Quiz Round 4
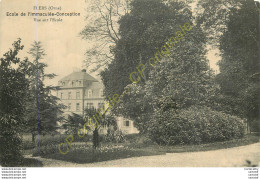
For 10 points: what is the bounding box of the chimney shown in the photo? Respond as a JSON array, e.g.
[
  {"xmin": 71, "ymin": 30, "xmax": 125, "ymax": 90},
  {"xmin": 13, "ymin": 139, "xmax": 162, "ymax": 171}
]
[{"xmin": 81, "ymin": 69, "xmax": 86, "ymax": 72}]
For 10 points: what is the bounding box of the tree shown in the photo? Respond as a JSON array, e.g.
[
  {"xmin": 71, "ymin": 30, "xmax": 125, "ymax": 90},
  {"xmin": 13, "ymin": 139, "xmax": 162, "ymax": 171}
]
[
  {"xmin": 195, "ymin": 0, "xmax": 244, "ymax": 47},
  {"xmin": 0, "ymin": 39, "xmax": 27, "ymax": 166},
  {"xmin": 83, "ymin": 108, "xmax": 116, "ymax": 149},
  {"xmin": 101, "ymin": 0, "xmax": 215, "ymax": 133},
  {"xmin": 80, "ymin": 0, "xmax": 130, "ymax": 72},
  {"xmin": 216, "ymin": 0, "xmax": 260, "ymax": 132},
  {"xmin": 22, "ymin": 41, "xmax": 65, "ymax": 143},
  {"xmin": 62, "ymin": 113, "xmax": 86, "ymax": 135}
]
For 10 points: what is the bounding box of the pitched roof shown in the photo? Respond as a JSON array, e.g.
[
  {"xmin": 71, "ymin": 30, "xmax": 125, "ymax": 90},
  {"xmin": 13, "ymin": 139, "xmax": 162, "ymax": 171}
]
[
  {"xmin": 59, "ymin": 71, "xmax": 98, "ymax": 82},
  {"xmin": 88, "ymin": 81, "xmax": 104, "ymax": 89}
]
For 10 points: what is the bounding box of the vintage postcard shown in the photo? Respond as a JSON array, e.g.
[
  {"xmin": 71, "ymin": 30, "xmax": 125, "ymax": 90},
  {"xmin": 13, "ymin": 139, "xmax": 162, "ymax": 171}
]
[{"xmin": 0, "ymin": 0, "xmax": 259, "ymax": 175}]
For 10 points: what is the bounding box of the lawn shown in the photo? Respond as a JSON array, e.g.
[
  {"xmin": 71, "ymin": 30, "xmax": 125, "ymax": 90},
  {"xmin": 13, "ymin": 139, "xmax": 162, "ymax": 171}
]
[{"xmin": 31, "ymin": 133, "xmax": 259, "ymax": 165}]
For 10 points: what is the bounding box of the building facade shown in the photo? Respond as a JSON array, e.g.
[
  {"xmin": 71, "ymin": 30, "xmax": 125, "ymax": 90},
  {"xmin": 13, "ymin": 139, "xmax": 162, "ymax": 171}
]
[{"xmin": 56, "ymin": 69, "xmax": 138, "ymax": 134}]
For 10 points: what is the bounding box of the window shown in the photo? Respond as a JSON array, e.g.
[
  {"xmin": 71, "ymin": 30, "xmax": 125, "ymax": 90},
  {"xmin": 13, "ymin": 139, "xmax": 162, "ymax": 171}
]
[
  {"xmin": 67, "ymin": 103, "xmax": 71, "ymax": 111},
  {"xmin": 76, "ymin": 91, "xmax": 80, "ymax": 99},
  {"xmin": 86, "ymin": 103, "xmax": 94, "ymax": 109},
  {"xmin": 72, "ymin": 81, "xmax": 74, "ymax": 87},
  {"xmin": 88, "ymin": 89, "xmax": 92, "ymax": 98},
  {"xmin": 99, "ymin": 89, "xmax": 104, "ymax": 97},
  {"xmin": 68, "ymin": 92, "xmax": 71, "ymax": 99},
  {"xmin": 124, "ymin": 120, "xmax": 130, "ymax": 127},
  {"xmin": 60, "ymin": 92, "xmax": 63, "ymax": 99},
  {"xmin": 76, "ymin": 103, "xmax": 80, "ymax": 111},
  {"xmin": 79, "ymin": 81, "xmax": 82, "ymax": 86}
]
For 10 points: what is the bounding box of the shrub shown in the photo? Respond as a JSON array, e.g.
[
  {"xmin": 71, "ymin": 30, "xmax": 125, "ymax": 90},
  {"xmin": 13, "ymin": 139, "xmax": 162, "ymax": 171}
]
[
  {"xmin": 28, "ymin": 134, "xmax": 91, "ymax": 156},
  {"xmin": 250, "ymin": 120, "xmax": 260, "ymax": 132},
  {"xmin": 0, "ymin": 117, "xmax": 23, "ymax": 167},
  {"xmin": 149, "ymin": 106, "xmax": 245, "ymax": 145},
  {"xmin": 124, "ymin": 134, "xmax": 140, "ymax": 143},
  {"xmin": 32, "ymin": 144, "xmax": 59, "ymax": 156},
  {"xmin": 104, "ymin": 129, "xmax": 126, "ymax": 143}
]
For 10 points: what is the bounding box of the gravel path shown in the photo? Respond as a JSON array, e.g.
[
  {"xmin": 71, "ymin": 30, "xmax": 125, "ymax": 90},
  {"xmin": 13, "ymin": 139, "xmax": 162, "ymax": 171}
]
[{"xmin": 32, "ymin": 142, "xmax": 260, "ymax": 167}]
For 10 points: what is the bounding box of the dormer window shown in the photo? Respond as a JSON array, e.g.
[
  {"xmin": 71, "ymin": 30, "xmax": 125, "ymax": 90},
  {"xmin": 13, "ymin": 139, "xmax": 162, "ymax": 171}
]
[
  {"xmin": 88, "ymin": 89, "xmax": 92, "ymax": 98},
  {"xmin": 72, "ymin": 81, "xmax": 74, "ymax": 87}
]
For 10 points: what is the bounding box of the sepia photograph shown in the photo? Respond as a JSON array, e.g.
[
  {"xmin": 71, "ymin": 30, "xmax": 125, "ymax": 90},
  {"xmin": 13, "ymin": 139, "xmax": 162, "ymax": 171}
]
[{"xmin": 0, "ymin": 0, "xmax": 259, "ymax": 176}]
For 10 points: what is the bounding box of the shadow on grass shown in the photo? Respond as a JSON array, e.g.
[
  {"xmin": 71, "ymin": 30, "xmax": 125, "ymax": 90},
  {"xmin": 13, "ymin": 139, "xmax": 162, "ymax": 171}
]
[
  {"xmin": 38, "ymin": 134, "xmax": 259, "ymax": 164},
  {"xmin": 160, "ymin": 134, "xmax": 260, "ymax": 153},
  {"xmin": 0, "ymin": 158, "xmax": 43, "ymax": 167},
  {"xmin": 44, "ymin": 148, "xmax": 164, "ymax": 164},
  {"xmin": 19, "ymin": 158, "xmax": 43, "ymax": 167}
]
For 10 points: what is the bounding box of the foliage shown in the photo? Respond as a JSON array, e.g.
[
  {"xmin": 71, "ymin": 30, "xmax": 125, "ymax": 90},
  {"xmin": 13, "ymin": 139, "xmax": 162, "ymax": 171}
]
[
  {"xmin": 24, "ymin": 134, "xmax": 89, "ymax": 151},
  {"xmin": 21, "ymin": 41, "xmax": 65, "ymax": 142},
  {"xmin": 216, "ymin": 0, "xmax": 260, "ymax": 131},
  {"xmin": 0, "ymin": 39, "xmax": 27, "ymax": 166},
  {"xmin": 196, "ymin": 0, "xmax": 245, "ymax": 46},
  {"xmin": 80, "ymin": 0, "xmax": 130, "ymax": 72},
  {"xmin": 149, "ymin": 106, "xmax": 245, "ymax": 145},
  {"xmin": 83, "ymin": 107, "xmax": 116, "ymax": 149},
  {"xmin": 113, "ymin": 0, "xmax": 217, "ymax": 133},
  {"xmin": 39, "ymin": 134, "xmax": 258, "ymax": 165},
  {"xmin": 62, "ymin": 113, "xmax": 86, "ymax": 135},
  {"xmin": 105, "ymin": 129, "xmax": 126, "ymax": 143},
  {"xmin": 40, "ymin": 144, "xmax": 161, "ymax": 164},
  {"xmin": 30, "ymin": 134, "xmax": 90, "ymax": 156},
  {"xmin": 117, "ymin": 84, "xmax": 154, "ymax": 133},
  {"xmin": 101, "ymin": 0, "xmax": 192, "ymax": 98},
  {"xmin": 249, "ymin": 120, "xmax": 260, "ymax": 133},
  {"xmin": 101, "ymin": 0, "xmax": 213, "ymax": 134}
]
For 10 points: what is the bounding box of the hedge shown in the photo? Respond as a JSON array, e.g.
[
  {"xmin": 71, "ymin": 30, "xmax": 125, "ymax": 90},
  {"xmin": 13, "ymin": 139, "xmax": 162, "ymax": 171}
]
[{"xmin": 149, "ymin": 106, "xmax": 245, "ymax": 145}]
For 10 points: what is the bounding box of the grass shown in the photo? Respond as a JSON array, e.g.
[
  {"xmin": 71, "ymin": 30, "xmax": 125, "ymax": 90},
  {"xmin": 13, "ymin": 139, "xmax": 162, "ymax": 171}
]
[
  {"xmin": 151, "ymin": 134, "xmax": 260, "ymax": 153},
  {"xmin": 19, "ymin": 158, "xmax": 43, "ymax": 167},
  {"xmin": 36, "ymin": 133, "xmax": 259, "ymax": 164},
  {"xmin": 44, "ymin": 148, "xmax": 163, "ymax": 164}
]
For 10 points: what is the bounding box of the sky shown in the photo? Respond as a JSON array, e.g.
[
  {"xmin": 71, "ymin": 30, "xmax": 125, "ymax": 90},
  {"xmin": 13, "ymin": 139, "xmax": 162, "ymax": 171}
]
[{"xmin": 0, "ymin": 0, "xmax": 220, "ymax": 86}]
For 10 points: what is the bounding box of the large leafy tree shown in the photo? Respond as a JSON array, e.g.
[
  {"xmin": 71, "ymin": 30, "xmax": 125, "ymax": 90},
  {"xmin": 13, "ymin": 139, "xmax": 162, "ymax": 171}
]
[
  {"xmin": 102, "ymin": 0, "xmax": 214, "ymax": 133},
  {"xmin": 101, "ymin": 0, "xmax": 192, "ymax": 97},
  {"xmin": 195, "ymin": 0, "xmax": 245, "ymax": 46},
  {"xmin": 119, "ymin": 18, "xmax": 214, "ymax": 133},
  {"xmin": 22, "ymin": 42, "xmax": 65, "ymax": 143},
  {"xmin": 216, "ymin": 0, "xmax": 260, "ymax": 131},
  {"xmin": 0, "ymin": 39, "xmax": 27, "ymax": 166}
]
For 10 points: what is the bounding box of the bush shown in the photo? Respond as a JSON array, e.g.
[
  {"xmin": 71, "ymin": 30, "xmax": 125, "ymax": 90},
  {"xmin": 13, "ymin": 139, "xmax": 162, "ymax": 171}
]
[
  {"xmin": 104, "ymin": 129, "xmax": 126, "ymax": 143},
  {"xmin": 32, "ymin": 144, "xmax": 59, "ymax": 156},
  {"xmin": 32, "ymin": 141, "xmax": 91, "ymax": 157},
  {"xmin": 27, "ymin": 134, "xmax": 91, "ymax": 156},
  {"xmin": 24, "ymin": 134, "xmax": 90, "ymax": 148},
  {"xmin": 250, "ymin": 120, "xmax": 260, "ymax": 132},
  {"xmin": 149, "ymin": 106, "xmax": 245, "ymax": 145},
  {"xmin": 0, "ymin": 118, "xmax": 23, "ymax": 167}
]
